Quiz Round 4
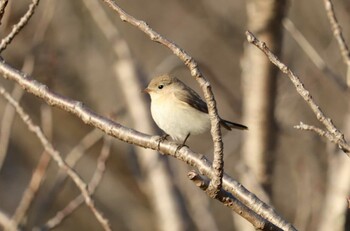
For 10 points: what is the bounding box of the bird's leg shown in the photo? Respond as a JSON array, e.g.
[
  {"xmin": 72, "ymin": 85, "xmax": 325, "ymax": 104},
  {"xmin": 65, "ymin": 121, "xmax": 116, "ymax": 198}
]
[
  {"xmin": 157, "ymin": 134, "xmax": 169, "ymax": 151},
  {"xmin": 182, "ymin": 133, "xmax": 191, "ymax": 146},
  {"xmin": 176, "ymin": 133, "xmax": 190, "ymax": 153}
]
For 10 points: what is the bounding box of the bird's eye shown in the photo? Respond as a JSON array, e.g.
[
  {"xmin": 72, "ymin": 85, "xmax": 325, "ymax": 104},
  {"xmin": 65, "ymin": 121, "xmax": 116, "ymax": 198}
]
[{"xmin": 158, "ymin": 84, "xmax": 164, "ymax": 89}]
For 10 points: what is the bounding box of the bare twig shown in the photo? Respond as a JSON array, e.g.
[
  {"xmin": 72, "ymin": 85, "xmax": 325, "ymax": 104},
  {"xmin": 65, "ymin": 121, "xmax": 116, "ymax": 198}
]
[
  {"xmin": 0, "ymin": 0, "xmax": 40, "ymax": 53},
  {"xmin": 43, "ymin": 136, "xmax": 112, "ymax": 230},
  {"xmin": 0, "ymin": 60, "xmax": 297, "ymax": 231},
  {"xmin": 0, "ymin": 85, "xmax": 111, "ymax": 231},
  {"xmin": 101, "ymin": 0, "xmax": 224, "ymax": 197},
  {"xmin": 38, "ymin": 128, "xmax": 104, "ymax": 217},
  {"xmin": 246, "ymin": 31, "xmax": 350, "ymax": 155},
  {"xmin": 188, "ymin": 171, "xmax": 282, "ymax": 231},
  {"xmin": 0, "ymin": 0, "xmax": 8, "ymax": 24},
  {"xmin": 323, "ymin": 0, "xmax": 350, "ymax": 86},
  {"xmin": 323, "ymin": 0, "xmax": 350, "ymax": 68},
  {"xmin": 283, "ymin": 18, "xmax": 347, "ymax": 90}
]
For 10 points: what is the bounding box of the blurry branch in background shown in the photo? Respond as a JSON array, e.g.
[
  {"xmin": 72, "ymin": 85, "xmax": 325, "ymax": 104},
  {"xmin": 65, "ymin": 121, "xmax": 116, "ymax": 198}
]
[
  {"xmin": 0, "ymin": 0, "xmax": 8, "ymax": 25},
  {"xmin": 11, "ymin": 105, "xmax": 53, "ymax": 226},
  {"xmin": 0, "ymin": 0, "xmax": 55, "ymax": 170},
  {"xmin": 42, "ymin": 136, "xmax": 112, "ymax": 230},
  {"xmin": 0, "ymin": 86, "xmax": 112, "ymax": 231},
  {"xmin": 238, "ymin": 1, "xmax": 286, "ymax": 230},
  {"xmin": 246, "ymin": 31, "xmax": 350, "ymax": 156},
  {"xmin": 0, "ymin": 60, "xmax": 297, "ymax": 231},
  {"xmin": 81, "ymin": 0, "xmax": 189, "ymax": 230},
  {"xmin": 101, "ymin": 0, "xmax": 225, "ymax": 198},
  {"xmin": 283, "ymin": 18, "xmax": 347, "ymax": 91},
  {"xmin": 0, "ymin": 0, "xmax": 40, "ymax": 53},
  {"xmin": 42, "ymin": 128, "xmax": 104, "ymax": 206},
  {"xmin": 241, "ymin": 0, "xmax": 286, "ymax": 195},
  {"xmin": 0, "ymin": 59, "xmax": 33, "ymax": 170},
  {"xmin": 0, "ymin": 210, "xmax": 17, "ymax": 231},
  {"xmin": 323, "ymin": 0, "xmax": 350, "ymax": 85}
]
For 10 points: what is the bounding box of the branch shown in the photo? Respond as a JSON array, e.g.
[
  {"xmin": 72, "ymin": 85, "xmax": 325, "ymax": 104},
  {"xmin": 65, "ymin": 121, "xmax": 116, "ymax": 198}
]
[
  {"xmin": 0, "ymin": 0, "xmax": 40, "ymax": 53},
  {"xmin": 188, "ymin": 171, "xmax": 282, "ymax": 231},
  {"xmin": 42, "ymin": 136, "xmax": 112, "ymax": 230},
  {"xmin": 0, "ymin": 85, "xmax": 111, "ymax": 231},
  {"xmin": 100, "ymin": 0, "xmax": 224, "ymax": 197},
  {"xmin": 0, "ymin": 0, "xmax": 8, "ymax": 25},
  {"xmin": 0, "ymin": 61, "xmax": 296, "ymax": 231},
  {"xmin": 323, "ymin": 0, "xmax": 350, "ymax": 68},
  {"xmin": 245, "ymin": 31, "xmax": 350, "ymax": 156}
]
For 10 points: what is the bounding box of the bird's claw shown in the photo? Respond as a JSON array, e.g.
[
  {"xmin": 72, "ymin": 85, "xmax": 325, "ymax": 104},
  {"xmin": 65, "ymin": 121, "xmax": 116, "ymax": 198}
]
[{"xmin": 156, "ymin": 134, "xmax": 169, "ymax": 151}]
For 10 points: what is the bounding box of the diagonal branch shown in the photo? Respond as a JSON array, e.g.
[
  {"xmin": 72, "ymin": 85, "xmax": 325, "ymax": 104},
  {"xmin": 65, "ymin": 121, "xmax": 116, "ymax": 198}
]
[
  {"xmin": 246, "ymin": 31, "xmax": 350, "ymax": 156},
  {"xmin": 0, "ymin": 60, "xmax": 297, "ymax": 231},
  {"xmin": 0, "ymin": 85, "xmax": 111, "ymax": 231},
  {"xmin": 323, "ymin": 0, "xmax": 350, "ymax": 68},
  {"xmin": 0, "ymin": 0, "xmax": 40, "ymax": 53},
  {"xmin": 100, "ymin": 0, "xmax": 224, "ymax": 197},
  {"xmin": 0, "ymin": 0, "xmax": 8, "ymax": 25},
  {"xmin": 42, "ymin": 136, "xmax": 112, "ymax": 230},
  {"xmin": 188, "ymin": 171, "xmax": 282, "ymax": 231}
]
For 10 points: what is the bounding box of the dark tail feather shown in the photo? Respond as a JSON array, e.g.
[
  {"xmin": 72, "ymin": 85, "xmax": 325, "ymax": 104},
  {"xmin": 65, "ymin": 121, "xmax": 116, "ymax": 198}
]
[{"xmin": 220, "ymin": 119, "xmax": 248, "ymax": 131}]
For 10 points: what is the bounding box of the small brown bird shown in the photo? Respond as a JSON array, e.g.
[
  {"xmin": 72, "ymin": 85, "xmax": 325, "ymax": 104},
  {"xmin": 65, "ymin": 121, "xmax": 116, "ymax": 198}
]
[{"xmin": 144, "ymin": 75, "xmax": 247, "ymax": 144}]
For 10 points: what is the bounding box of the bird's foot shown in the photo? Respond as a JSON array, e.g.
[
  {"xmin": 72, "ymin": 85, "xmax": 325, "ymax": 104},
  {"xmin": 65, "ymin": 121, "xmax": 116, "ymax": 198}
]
[
  {"xmin": 156, "ymin": 134, "xmax": 169, "ymax": 151},
  {"xmin": 175, "ymin": 133, "xmax": 190, "ymax": 153}
]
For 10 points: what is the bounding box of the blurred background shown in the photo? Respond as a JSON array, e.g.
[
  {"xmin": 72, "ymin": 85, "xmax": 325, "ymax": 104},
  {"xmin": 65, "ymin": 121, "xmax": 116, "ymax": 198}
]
[{"xmin": 0, "ymin": 0, "xmax": 349, "ymax": 230}]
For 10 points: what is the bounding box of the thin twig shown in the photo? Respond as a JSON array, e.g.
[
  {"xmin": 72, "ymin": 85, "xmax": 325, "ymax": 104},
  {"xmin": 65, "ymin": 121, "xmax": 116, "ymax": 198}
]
[
  {"xmin": 0, "ymin": 0, "xmax": 8, "ymax": 25},
  {"xmin": 101, "ymin": 0, "xmax": 224, "ymax": 197},
  {"xmin": 0, "ymin": 60, "xmax": 297, "ymax": 231},
  {"xmin": 188, "ymin": 171, "xmax": 282, "ymax": 231},
  {"xmin": 0, "ymin": 86, "xmax": 111, "ymax": 231},
  {"xmin": 38, "ymin": 128, "xmax": 104, "ymax": 218},
  {"xmin": 246, "ymin": 31, "xmax": 350, "ymax": 155},
  {"xmin": 0, "ymin": 0, "xmax": 40, "ymax": 53},
  {"xmin": 323, "ymin": 0, "xmax": 350, "ymax": 68},
  {"xmin": 43, "ymin": 136, "xmax": 112, "ymax": 230},
  {"xmin": 294, "ymin": 122, "xmax": 349, "ymax": 150},
  {"xmin": 323, "ymin": 0, "xmax": 350, "ymax": 87}
]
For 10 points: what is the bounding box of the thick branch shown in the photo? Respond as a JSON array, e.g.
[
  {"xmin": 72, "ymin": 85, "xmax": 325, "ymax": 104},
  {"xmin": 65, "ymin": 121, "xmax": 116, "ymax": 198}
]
[{"xmin": 188, "ymin": 171, "xmax": 282, "ymax": 231}]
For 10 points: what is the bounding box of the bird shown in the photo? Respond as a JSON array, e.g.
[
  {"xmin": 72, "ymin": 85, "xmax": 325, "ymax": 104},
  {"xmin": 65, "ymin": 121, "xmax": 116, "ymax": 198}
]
[{"xmin": 144, "ymin": 74, "xmax": 247, "ymax": 145}]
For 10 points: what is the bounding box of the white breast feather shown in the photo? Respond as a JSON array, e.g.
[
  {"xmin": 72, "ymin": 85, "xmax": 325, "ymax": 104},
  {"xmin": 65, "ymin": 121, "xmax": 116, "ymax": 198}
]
[{"xmin": 150, "ymin": 93, "xmax": 210, "ymax": 141}]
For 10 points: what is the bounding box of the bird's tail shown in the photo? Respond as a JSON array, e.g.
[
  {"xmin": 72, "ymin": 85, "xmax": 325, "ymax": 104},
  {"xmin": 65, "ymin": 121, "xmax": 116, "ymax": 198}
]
[{"xmin": 220, "ymin": 119, "xmax": 248, "ymax": 131}]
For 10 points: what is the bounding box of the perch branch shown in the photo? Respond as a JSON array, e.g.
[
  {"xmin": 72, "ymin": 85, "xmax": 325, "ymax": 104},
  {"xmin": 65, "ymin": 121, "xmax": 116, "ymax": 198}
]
[{"xmin": 188, "ymin": 171, "xmax": 282, "ymax": 231}]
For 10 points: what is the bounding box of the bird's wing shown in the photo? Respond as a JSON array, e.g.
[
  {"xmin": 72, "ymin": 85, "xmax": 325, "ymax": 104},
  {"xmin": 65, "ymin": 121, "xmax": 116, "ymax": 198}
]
[{"xmin": 174, "ymin": 85, "xmax": 208, "ymax": 114}]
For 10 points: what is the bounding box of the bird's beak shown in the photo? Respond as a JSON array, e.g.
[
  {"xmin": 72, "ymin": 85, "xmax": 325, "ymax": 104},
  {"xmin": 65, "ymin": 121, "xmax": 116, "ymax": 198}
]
[{"xmin": 143, "ymin": 88, "xmax": 151, "ymax": 94}]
